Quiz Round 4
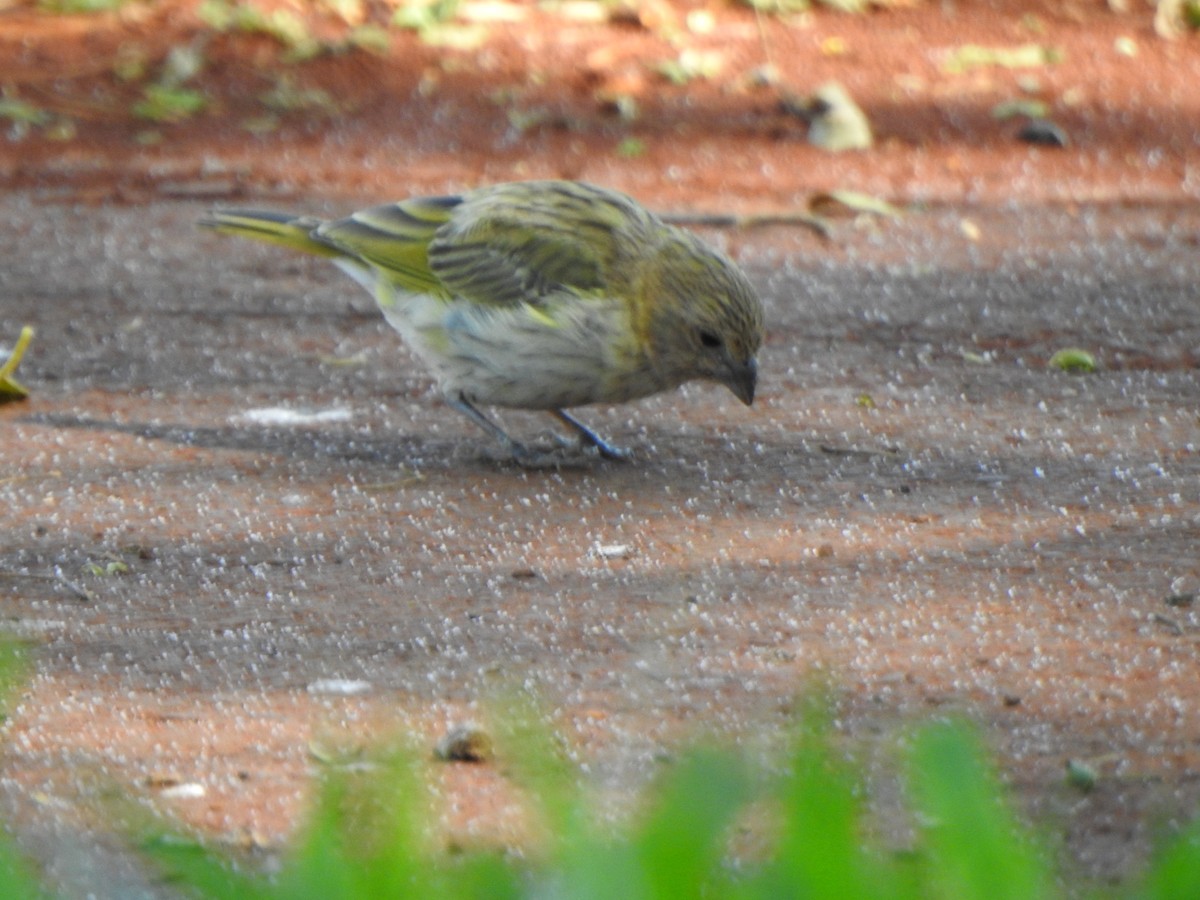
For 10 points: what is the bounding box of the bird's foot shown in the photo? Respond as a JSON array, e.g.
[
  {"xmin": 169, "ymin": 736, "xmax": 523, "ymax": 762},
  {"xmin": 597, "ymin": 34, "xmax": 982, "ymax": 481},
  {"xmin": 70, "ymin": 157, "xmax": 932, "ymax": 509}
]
[
  {"xmin": 549, "ymin": 410, "xmax": 631, "ymax": 461},
  {"xmin": 541, "ymin": 431, "xmax": 628, "ymax": 462}
]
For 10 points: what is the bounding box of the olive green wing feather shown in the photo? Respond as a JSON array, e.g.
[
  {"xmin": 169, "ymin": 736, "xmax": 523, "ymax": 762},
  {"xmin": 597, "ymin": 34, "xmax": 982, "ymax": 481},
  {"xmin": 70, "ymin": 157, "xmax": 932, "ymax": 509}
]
[
  {"xmin": 313, "ymin": 195, "xmax": 463, "ymax": 297},
  {"xmin": 425, "ymin": 182, "xmax": 647, "ymax": 308},
  {"xmin": 203, "ymin": 182, "xmax": 651, "ymax": 309},
  {"xmin": 198, "ymin": 210, "xmax": 344, "ymax": 258}
]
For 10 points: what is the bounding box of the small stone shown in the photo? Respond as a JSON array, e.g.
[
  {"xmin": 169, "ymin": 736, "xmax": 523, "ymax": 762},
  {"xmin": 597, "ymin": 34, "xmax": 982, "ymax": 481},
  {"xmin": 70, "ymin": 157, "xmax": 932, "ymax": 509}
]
[
  {"xmin": 1017, "ymin": 119, "xmax": 1068, "ymax": 147},
  {"xmin": 160, "ymin": 782, "xmax": 207, "ymax": 799},
  {"xmin": 435, "ymin": 724, "xmax": 493, "ymax": 763}
]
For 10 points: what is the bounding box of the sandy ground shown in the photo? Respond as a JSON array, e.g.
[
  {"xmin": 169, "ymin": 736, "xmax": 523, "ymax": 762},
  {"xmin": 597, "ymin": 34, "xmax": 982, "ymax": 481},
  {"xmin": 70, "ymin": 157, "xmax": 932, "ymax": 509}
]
[{"xmin": 2, "ymin": 0, "xmax": 1200, "ymax": 895}]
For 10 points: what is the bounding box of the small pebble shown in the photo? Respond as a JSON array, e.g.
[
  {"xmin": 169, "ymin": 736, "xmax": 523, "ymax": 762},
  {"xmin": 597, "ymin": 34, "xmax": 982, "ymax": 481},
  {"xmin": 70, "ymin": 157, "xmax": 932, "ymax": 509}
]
[
  {"xmin": 160, "ymin": 782, "xmax": 207, "ymax": 799},
  {"xmin": 435, "ymin": 724, "xmax": 493, "ymax": 763},
  {"xmin": 1018, "ymin": 119, "xmax": 1069, "ymax": 147}
]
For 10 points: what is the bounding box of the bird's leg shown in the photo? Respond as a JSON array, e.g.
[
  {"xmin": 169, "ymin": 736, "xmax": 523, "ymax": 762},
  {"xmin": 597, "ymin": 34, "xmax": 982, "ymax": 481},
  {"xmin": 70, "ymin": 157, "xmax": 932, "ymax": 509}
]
[
  {"xmin": 448, "ymin": 394, "xmax": 527, "ymax": 459},
  {"xmin": 448, "ymin": 395, "xmax": 628, "ymax": 464},
  {"xmin": 550, "ymin": 410, "xmax": 629, "ymax": 461}
]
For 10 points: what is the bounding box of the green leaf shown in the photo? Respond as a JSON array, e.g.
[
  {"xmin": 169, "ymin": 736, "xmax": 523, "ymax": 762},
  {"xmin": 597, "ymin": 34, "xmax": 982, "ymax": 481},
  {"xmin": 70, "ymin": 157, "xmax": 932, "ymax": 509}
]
[
  {"xmin": 37, "ymin": 0, "xmax": 132, "ymax": 12},
  {"xmin": 142, "ymin": 832, "xmax": 271, "ymax": 900},
  {"xmin": 1048, "ymin": 347, "xmax": 1096, "ymax": 373},
  {"xmin": 942, "ymin": 44, "xmax": 1063, "ymax": 74},
  {"xmin": 1141, "ymin": 815, "xmax": 1200, "ymax": 900},
  {"xmin": 992, "ymin": 99, "xmax": 1049, "ymax": 120},
  {"xmin": 196, "ymin": 0, "xmax": 235, "ymax": 29},
  {"xmin": 634, "ymin": 749, "xmax": 749, "ymax": 898},
  {"xmin": 0, "ymin": 326, "xmax": 34, "ymax": 403},
  {"xmin": 133, "ymin": 85, "xmax": 207, "ymax": 122},
  {"xmin": 654, "ymin": 49, "xmax": 723, "ymax": 85},
  {"xmin": 0, "ymin": 98, "xmax": 48, "ymax": 126},
  {"xmin": 763, "ymin": 696, "xmax": 896, "ymax": 898},
  {"xmin": 615, "ymin": 136, "xmax": 647, "ymax": 158},
  {"xmin": 908, "ymin": 721, "xmax": 1053, "ymax": 900},
  {"xmin": 393, "ymin": 0, "xmax": 462, "ymax": 30},
  {"xmin": 347, "ymin": 24, "xmax": 392, "ymax": 54},
  {"xmin": 810, "ymin": 190, "xmax": 904, "ymax": 219},
  {"xmin": 1064, "ymin": 759, "xmax": 1097, "ymax": 792},
  {"xmin": 259, "ymin": 77, "xmax": 339, "ymax": 113}
]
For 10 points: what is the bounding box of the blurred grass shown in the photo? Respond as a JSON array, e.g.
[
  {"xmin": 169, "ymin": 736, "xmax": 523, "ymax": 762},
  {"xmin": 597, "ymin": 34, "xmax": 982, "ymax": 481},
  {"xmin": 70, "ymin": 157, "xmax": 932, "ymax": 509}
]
[
  {"xmin": 131, "ymin": 699, "xmax": 1200, "ymax": 899},
  {"xmin": 0, "ymin": 656, "xmax": 1198, "ymax": 898}
]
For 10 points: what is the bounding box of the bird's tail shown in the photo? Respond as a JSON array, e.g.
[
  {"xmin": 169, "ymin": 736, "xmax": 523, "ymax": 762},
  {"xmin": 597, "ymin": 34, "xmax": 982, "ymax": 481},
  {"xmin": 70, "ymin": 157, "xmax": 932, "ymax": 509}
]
[{"xmin": 198, "ymin": 209, "xmax": 344, "ymax": 259}]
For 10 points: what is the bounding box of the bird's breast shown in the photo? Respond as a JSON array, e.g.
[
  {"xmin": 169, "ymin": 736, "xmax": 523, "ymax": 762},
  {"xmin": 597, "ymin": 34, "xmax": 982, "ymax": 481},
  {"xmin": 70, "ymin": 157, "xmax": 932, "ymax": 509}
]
[{"xmin": 375, "ymin": 290, "xmax": 663, "ymax": 410}]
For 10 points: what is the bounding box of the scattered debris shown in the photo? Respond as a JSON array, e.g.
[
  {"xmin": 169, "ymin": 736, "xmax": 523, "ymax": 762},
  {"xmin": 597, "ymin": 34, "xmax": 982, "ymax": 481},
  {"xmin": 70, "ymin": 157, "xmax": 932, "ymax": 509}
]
[
  {"xmin": 234, "ymin": 406, "xmax": 354, "ymax": 426},
  {"xmin": 661, "ymin": 209, "xmax": 832, "ymax": 239},
  {"xmin": 942, "ymin": 43, "xmax": 1063, "ymax": 74},
  {"xmin": 159, "ymin": 782, "xmax": 208, "ymax": 800},
  {"xmin": 0, "ymin": 325, "xmax": 33, "ymax": 403},
  {"xmin": 809, "ymin": 189, "xmax": 902, "ymax": 219},
  {"xmin": 592, "ymin": 543, "xmax": 633, "ymax": 560},
  {"xmin": 0, "ymin": 570, "xmax": 94, "ymax": 602},
  {"xmin": 307, "ymin": 678, "xmax": 373, "ymax": 695},
  {"xmin": 1150, "ymin": 613, "xmax": 1183, "ymax": 636}
]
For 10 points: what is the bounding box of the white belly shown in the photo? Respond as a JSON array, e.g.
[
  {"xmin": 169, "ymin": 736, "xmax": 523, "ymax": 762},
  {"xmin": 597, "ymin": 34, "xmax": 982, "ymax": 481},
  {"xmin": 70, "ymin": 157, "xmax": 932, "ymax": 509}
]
[{"xmin": 362, "ymin": 278, "xmax": 655, "ymax": 410}]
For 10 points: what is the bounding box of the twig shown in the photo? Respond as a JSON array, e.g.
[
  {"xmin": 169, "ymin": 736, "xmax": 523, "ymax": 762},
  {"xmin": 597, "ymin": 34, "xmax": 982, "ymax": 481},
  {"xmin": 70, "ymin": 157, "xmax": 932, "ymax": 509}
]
[
  {"xmin": 662, "ymin": 211, "xmax": 833, "ymax": 238},
  {"xmin": 0, "ymin": 570, "xmax": 95, "ymax": 602}
]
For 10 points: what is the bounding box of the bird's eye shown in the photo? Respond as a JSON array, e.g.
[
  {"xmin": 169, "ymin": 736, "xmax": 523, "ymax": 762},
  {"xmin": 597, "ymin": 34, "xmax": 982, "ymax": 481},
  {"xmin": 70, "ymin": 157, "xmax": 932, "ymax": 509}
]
[{"xmin": 698, "ymin": 330, "xmax": 722, "ymax": 350}]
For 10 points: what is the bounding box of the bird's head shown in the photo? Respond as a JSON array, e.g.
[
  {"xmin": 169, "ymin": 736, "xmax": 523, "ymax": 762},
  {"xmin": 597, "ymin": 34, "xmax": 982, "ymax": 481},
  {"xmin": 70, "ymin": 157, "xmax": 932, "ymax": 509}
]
[{"xmin": 638, "ymin": 229, "xmax": 765, "ymax": 405}]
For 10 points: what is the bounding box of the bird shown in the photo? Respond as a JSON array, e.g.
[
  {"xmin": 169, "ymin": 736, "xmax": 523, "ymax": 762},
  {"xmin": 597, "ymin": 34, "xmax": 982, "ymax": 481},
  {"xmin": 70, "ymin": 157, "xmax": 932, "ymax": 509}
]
[
  {"xmin": 200, "ymin": 180, "xmax": 764, "ymax": 463},
  {"xmin": 787, "ymin": 82, "xmax": 873, "ymax": 153}
]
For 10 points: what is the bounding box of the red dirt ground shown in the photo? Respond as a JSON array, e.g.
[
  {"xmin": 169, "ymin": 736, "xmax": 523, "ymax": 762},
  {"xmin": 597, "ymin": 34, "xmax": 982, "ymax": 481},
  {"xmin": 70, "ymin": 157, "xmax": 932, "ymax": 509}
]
[
  {"xmin": 2, "ymin": 0, "xmax": 1199, "ymax": 894},
  {"xmin": 3, "ymin": 0, "xmax": 1198, "ymax": 207}
]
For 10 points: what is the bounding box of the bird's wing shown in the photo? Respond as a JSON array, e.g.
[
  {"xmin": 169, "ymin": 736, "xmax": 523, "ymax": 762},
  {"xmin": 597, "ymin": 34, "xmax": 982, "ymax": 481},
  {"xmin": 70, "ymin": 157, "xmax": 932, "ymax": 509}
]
[
  {"xmin": 425, "ymin": 184, "xmax": 632, "ymax": 308},
  {"xmin": 316, "ymin": 183, "xmax": 640, "ymax": 308},
  {"xmin": 314, "ymin": 195, "xmax": 463, "ymax": 297},
  {"xmin": 199, "ymin": 210, "xmax": 344, "ymax": 259}
]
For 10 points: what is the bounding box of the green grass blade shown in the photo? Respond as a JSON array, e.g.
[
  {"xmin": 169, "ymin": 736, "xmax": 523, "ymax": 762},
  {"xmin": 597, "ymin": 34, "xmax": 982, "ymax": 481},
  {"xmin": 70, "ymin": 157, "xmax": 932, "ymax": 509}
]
[
  {"xmin": 633, "ymin": 748, "xmax": 749, "ymax": 899},
  {"xmin": 554, "ymin": 841, "xmax": 651, "ymax": 900},
  {"xmin": 141, "ymin": 833, "xmax": 271, "ymax": 900},
  {"xmin": 489, "ymin": 692, "xmax": 583, "ymax": 854},
  {"xmin": 908, "ymin": 721, "xmax": 1052, "ymax": 900},
  {"xmin": 276, "ymin": 752, "xmax": 436, "ymax": 899},
  {"xmin": 0, "ymin": 829, "xmax": 47, "ymax": 900},
  {"xmin": 1138, "ymin": 816, "xmax": 1200, "ymax": 900},
  {"xmin": 273, "ymin": 775, "xmax": 358, "ymax": 899},
  {"xmin": 764, "ymin": 698, "xmax": 895, "ymax": 899},
  {"xmin": 440, "ymin": 852, "xmax": 523, "ymax": 900}
]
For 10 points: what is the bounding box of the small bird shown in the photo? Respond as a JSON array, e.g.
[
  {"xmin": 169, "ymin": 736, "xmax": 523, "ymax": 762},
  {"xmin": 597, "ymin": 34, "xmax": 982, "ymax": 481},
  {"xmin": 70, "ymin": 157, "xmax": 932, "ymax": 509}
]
[
  {"xmin": 788, "ymin": 82, "xmax": 873, "ymax": 153},
  {"xmin": 200, "ymin": 180, "xmax": 764, "ymax": 462}
]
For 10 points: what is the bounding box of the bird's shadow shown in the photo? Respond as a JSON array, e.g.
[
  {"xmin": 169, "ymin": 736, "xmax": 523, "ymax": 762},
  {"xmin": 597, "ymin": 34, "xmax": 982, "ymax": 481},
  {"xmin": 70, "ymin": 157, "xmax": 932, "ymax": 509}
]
[
  {"xmin": 21, "ymin": 411, "xmax": 454, "ymax": 469},
  {"xmin": 17, "ymin": 412, "xmax": 623, "ymax": 472}
]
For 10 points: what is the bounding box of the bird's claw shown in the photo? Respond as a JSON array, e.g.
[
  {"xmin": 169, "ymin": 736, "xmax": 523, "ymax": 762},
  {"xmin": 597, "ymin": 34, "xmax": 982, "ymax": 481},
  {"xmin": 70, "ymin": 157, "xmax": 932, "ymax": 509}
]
[{"xmin": 489, "ymin": 436, "xmax": 627, "ymax": 468}]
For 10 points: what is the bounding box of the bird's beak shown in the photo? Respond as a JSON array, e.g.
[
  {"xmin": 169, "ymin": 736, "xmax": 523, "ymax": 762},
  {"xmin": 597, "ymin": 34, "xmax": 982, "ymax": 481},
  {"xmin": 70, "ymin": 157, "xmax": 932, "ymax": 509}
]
[{"xmin": 726, "ymin": 357, "xmax": 757, "ymax": 406}]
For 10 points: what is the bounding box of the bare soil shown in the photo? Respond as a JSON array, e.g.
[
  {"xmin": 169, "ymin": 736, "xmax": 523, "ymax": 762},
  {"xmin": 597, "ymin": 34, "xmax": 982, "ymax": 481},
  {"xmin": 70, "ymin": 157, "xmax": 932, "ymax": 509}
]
[{"xmin": 1, "ymin": 0, "xmax": 1199, "ymax": 895}]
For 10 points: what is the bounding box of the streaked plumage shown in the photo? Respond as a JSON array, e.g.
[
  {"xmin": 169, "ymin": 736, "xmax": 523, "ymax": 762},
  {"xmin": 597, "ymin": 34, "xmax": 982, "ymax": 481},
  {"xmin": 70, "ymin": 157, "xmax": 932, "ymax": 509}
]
[{"xmin": 200, "ymin": 180, "xmax": 764, "ymax": 461}]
